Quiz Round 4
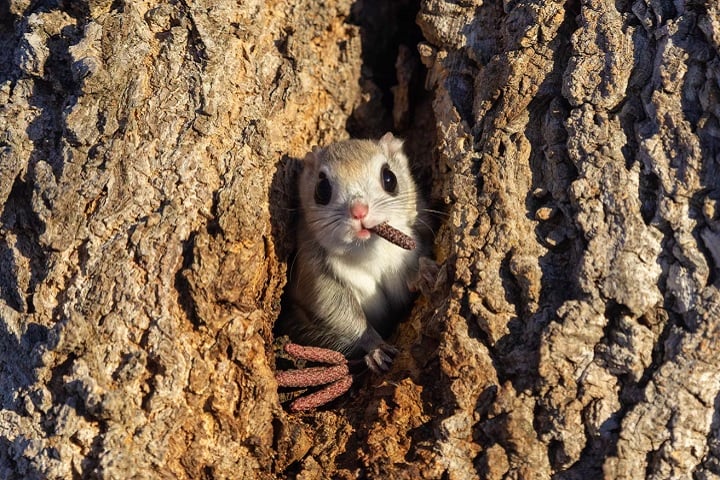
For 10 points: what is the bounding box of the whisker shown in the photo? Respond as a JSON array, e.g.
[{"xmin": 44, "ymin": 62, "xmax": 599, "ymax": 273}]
[
  {"xmin": 420, "ymin": 207, "xmax": 449, "ymax": 218},
  {"xmin": 414, "ymin": 216, "xmax": 437, "ymax": 241},
  {"xmin": 288, "ymin": 249, "xmax": 301, "ymax": 279}
]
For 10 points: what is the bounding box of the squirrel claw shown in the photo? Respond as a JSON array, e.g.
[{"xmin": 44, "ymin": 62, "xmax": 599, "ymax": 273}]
[{"xmin": 364, "ymin": 342, "xmax": 398, "ymax": 374}]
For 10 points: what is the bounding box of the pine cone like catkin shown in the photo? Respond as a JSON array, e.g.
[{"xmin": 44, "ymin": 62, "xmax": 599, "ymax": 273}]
[
  {"xmin": 284, "ymin": 343, "xmax": 347, "ymax": 364},
  {"xmin": 290, "ymin": 375, "xmax": 354, "ymax": 412},
  {"xmin": 275, "ymin": 364, "xmax": 350, "ymax": 388},
  {"xmin": 371, "ymin": 223, "xmax": 416, "ymax": 250}
]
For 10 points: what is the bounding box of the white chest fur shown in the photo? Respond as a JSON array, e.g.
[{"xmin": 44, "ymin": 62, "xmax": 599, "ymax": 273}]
[{"xmin": 328, "ymin": 239, "xmax": 415, "ymax": 324}]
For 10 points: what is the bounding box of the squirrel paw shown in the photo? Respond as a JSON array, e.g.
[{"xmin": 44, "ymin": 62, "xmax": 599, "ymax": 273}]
[
  {"xmin": 364, "ymin": 342, "xmax": 398, "ymax": 374},
  {"xmin": 408, "ymin": 256, "xmax": 443, "ymax": 296}
]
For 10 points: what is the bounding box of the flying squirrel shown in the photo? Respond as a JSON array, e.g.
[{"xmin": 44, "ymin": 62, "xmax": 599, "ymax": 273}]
[{"xmin": 277, "ymin": 132, "xmax": 432, "ymax": 372}]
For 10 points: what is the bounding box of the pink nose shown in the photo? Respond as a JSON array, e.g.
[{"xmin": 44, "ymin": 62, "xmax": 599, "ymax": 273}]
[{"xmin": 350, "ymin": 202, "xmax": 368, "ymax": 220}]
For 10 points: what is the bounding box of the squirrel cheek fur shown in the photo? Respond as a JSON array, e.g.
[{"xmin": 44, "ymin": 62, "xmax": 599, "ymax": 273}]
[{"xmin": 280, "ymin": 132, "xmax": 430, "ymax": 373}]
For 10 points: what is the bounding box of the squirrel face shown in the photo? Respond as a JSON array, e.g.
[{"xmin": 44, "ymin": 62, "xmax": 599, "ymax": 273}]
[{"xmin": 298, "ymin": 135, "xmax": 418, "ymax": 256}]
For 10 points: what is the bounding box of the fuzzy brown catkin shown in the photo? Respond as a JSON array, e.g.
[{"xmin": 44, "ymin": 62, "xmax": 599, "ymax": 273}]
[
  {"xmin": 275, "ymin": 364, "xmax": 350, "ymax": 388},
  {"xmin": 284, "ymin": 343, "xmax": 347, "ymax": 364},
  {"xmin": 290, "ymin": 375, "xmax": 354, "ymax": 412}
]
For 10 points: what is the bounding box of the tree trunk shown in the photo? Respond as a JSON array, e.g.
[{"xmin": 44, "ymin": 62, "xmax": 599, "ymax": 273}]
[{"xmin": 1, "ymin": 0, "xmax": 718, "ymax": 479}]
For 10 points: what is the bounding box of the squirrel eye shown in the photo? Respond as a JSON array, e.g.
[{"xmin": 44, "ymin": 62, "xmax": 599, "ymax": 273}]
[
  {"xmin": 381, "ymin": 164, "xmax": 398, "ymax": 194},
  {"xmin": 314, "ymin": 172, "xmax": 332, "ymax": 205}
]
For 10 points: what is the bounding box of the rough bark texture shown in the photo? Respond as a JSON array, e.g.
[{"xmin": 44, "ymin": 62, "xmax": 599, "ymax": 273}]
[{"xmin": 1, "ymin": 0, "xmax": 719, "ymax": 479}]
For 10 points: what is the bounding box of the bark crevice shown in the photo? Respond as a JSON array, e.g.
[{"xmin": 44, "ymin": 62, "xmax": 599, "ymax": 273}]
[{"xmin": 1, "ymin": 0, "xmax": 719, "ymax": 478}]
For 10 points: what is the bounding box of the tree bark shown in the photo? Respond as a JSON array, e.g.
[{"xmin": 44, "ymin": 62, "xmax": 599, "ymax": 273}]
[{"xmin": 1, "ymin": 0, "xmax": 719, "ymax": 479}]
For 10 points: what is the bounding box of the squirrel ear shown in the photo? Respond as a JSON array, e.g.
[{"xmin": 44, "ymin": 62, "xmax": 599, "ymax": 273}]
[
  {"xmin": 303, "ymin": 145, "xmax": 322, "ymax": 167},
  {"xmin": 379, "ymin": 132, "xmax": 404, "ymax": 157}
]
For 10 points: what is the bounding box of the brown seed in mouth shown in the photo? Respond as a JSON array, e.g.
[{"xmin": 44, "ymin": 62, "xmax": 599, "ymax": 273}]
[{"xmin": 370, "ymin": 222, "xmax": 416, "ymax": 250}]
